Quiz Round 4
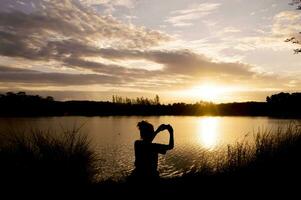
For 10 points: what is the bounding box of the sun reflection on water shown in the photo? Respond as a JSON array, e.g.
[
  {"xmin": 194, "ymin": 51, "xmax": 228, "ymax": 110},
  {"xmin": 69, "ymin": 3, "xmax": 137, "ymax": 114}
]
[{"xmin": 198, "ymin": 117, "xmax": 219, "ymax": 150}]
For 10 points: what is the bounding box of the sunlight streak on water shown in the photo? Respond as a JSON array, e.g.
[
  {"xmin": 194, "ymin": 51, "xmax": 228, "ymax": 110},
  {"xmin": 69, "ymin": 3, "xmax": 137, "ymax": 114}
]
[{"xmin": 198, "ymin": 117, "xmax": 219, "ymax": 150}]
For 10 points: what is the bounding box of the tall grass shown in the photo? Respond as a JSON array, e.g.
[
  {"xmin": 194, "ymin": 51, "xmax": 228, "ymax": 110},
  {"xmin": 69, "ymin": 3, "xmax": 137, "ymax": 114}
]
[
  {"xmin": 0, "ymin": 128, "xmax": 98, "ymax": 190},
  {"xmin": 178, "ymin": 123, "xmax": 301, "ymax": 183}
]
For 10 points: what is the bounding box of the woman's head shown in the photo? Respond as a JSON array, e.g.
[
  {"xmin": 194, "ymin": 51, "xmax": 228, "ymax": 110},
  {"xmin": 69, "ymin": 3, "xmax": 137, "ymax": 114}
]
[{"xmin": 137, "ymin": 120, "xmax": 154, "ymax": 142}]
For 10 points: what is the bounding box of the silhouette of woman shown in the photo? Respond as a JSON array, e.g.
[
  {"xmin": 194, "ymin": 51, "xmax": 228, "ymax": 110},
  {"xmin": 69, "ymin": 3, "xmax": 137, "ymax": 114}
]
[{"xmin": 131, "ymin": 120, "xmax": 174, "ymax": 181}]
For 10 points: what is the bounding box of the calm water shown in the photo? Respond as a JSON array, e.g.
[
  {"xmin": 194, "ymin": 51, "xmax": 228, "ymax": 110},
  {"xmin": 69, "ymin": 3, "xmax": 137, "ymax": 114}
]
[{"xmin": 0, "ymin": 116, "xmax": 298, "ymax": 180}]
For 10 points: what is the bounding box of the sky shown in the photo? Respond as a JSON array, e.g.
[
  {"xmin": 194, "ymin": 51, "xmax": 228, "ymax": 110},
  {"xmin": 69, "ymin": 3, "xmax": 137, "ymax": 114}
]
[{"xmin": 1, "ymin": 0, "xmax": 301, "ymax": 103}]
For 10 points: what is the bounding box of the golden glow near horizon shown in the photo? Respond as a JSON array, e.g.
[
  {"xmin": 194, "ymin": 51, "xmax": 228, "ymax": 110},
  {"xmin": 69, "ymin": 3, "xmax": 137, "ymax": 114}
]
[
  {"xmin": 198, "ymin": 117, "xmax": 219, "ymax": 149},
  {"xmin": 177, "ymin": 84, "xmax": 239, "ymax": 102}
]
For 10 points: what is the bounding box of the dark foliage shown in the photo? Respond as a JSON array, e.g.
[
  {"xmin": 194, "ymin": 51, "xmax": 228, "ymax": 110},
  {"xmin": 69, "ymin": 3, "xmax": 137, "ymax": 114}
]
[
  {"xmin": 1, "ymin": 91, "xmax": 301, "ymax": 117},
  {"xmin": 266, "ymin": 92, "xmax": 301, "ymax": 117},
  {"xmin": 0, "ymin": 129, "xmax": 98, "ymax": 194}
]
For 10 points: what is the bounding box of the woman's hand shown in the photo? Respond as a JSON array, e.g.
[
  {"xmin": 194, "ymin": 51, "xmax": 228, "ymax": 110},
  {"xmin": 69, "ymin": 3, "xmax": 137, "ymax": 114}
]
[
  {"xmin": 166, "ymin": 124, "xmax": 174, "ymax": 134},
  {"xmin": 157, "ymin": 124, "xmax": 167, "ymax": 132},
  {"xmin": 155, "ymin": 124, "xmax": 173, "ymax": 135}
]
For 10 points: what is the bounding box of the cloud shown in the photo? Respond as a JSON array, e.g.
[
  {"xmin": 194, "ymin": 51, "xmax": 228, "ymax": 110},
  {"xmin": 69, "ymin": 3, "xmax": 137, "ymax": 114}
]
[
  {"xmin": 0, "ymin": 0, "xmax": 172, "ymax": 79},
  {"xmin": 0, "ymin": 65, "xmax": 125, "ymax": 86},
  {"xmin": 0, "ymin": 17, "xmax": 256, "ymax": 81},
  {"xmin": 80, "ymin": 0, "xmax": 136, "ymax": 8},
  {"xmin": 272, "ymin": 11, "xmax": 301, "ymax": 40},
  {"xmin": 190, "ymin": 10, "xmax": 301, "ymax": 59},
  {"xmin": 86, "ymin": 48, "xmax": 254, "ymax": 77},
  {"xmin": 0, "ymin": 65, "xmax": 36, "ymax": 73},
  {"xmin": 0, "ymin": 64, "xmax": 186, "ymax": 92},
  {"xmin": 62, "ymin": 47, "xmax": 262, "ymax": 79},
  {"xmin": 0, "ymin": 45, "xmax": 259, "ymax": 89},
  {"xmin": 165, "ymin": 3, "xmax": 221, "ymax": 27},
  {"xmin": 226, "ymin": 10, "xmax": 301, "ymax": 52},
  {"xmin": 63, "ymin": 57, "xmax": 157, "ymax": 78},
  {"xmin": 0, "ymin": 0, "xmax": 251, "ymax": 81},
  {"xmin": 222, "ymin": 27, "xmax": 241, "ymax": 34},
  {"xmin": 79, "ymin": 0, "xmax": 135, "ymax": 14},
  {"xmin": 0, "ymin": 0, "xmax": 170, "ymax": 60}
]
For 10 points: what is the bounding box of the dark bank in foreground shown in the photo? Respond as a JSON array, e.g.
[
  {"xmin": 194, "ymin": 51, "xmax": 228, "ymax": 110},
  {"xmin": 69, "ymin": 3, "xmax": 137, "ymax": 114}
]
[{"xmin": 1, "ymin": 124, "xmax": 300, "ymax": 196}]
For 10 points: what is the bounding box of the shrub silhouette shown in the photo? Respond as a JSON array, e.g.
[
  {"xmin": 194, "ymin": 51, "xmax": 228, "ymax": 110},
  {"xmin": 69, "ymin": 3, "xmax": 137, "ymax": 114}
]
[{"xmin": 0, "ymin": 129, "xmax": 98, "ymax": 191}]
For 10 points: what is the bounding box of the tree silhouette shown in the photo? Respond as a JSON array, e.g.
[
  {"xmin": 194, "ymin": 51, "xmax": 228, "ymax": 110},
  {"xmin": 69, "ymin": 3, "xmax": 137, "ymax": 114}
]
[
  {"xmin": 111, "ymin": 95, "xmax": 160, "ymax": 105},
  {"xmin": 286, "ymin": 0, "xmax": 301, "ymax": 53}
]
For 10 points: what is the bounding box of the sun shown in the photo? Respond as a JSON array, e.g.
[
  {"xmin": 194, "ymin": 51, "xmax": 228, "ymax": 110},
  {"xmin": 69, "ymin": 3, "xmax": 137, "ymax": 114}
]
[
  {"xmin": 195, "ymin": 85, "xmax": 222, "ymax": 101},
  {"xmin": 186, "ymin": 84, "xmax": 225, "ymax": 101},
  {"xmin": 174, "ymin": 83, "xmax": 240, "ymax": 102}
]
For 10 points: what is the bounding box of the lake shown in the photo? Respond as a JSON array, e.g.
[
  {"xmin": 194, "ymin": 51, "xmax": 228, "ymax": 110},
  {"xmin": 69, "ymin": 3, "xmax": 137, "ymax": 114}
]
[{"xmin": 0, "ymin": 116, "xmax": 298, "ymax": 180}]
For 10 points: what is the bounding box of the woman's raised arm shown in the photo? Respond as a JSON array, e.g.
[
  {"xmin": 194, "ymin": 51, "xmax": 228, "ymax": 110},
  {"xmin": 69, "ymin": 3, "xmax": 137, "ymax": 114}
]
[
  {"xmin": 152, "ymin": 124, "xmax": 174, "ymax": 150},
  {"xmin": 166, "ymin": 125, "xmax": 174, "ymax": 150}
]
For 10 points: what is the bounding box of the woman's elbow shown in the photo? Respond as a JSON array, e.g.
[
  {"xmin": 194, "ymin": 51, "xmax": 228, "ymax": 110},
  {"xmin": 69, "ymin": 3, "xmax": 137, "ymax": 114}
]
[{"xmin": 168, "ymin": 144, "xmax": 174, "ymax": 150}]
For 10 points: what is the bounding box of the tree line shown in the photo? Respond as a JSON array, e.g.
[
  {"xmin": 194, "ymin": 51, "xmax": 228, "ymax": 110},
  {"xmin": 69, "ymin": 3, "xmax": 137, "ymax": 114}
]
[
  {"xmin": 0, "ymin": 91, "xmax": 300, "ymax": 117},
  {"xmin": 112, "ymin": 95, "xmax": 160, "ymax": 105}
]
